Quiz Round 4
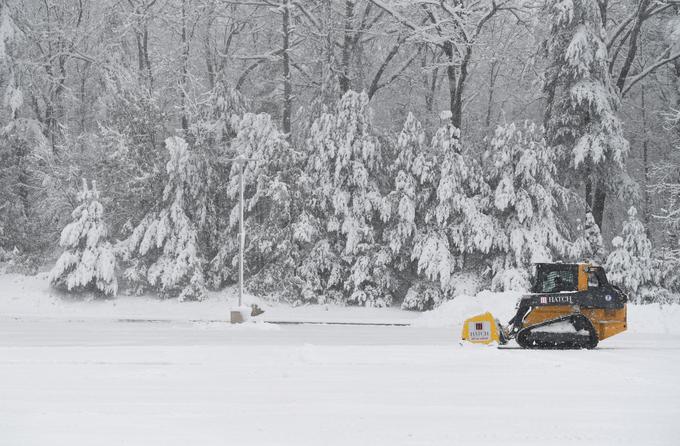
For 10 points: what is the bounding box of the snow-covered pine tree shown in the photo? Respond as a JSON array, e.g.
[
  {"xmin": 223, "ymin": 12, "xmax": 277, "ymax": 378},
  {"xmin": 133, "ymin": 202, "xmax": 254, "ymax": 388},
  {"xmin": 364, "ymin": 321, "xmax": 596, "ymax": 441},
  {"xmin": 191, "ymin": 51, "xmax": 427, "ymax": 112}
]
[
  {"xmin": 570, "ymin": 217, "xmax": 589, "ymax": 262},
  {"xmin": 186, "ymin": 80, "xmax": 250, "ymax": 288},
  {"xmin": 94, "ymin": 70, "xmax": 169, "ymax": 237},
  {"xmin": 542, "ymin": 0, "xmax": 628, "ymax": 229},
  {"xmin": 218, "ymin": 112, "xmax": 302, "ymax": 298},
  {"xmin": 605, "ymin": 206, "xmax": 653, "ymax": 301},
  {"xmin": 648, "ymin": 248, "xmax": 679, "ymax": 303},
  {"xmin": 50, "ymin": 179, "xmax": 117, "ymax": 296},
  {"xmin": 0, "ymin": 108, "xmax": 32, "ymax": 252},
  {"xmin": 0, "ymin": 5, "xmax": 48, "ymax": 259},
  {"xmin": 651, "ymin": 108, "xmax": 680, "ymax": 297},
  {"xmin": 189, "ymin": 79, "xmax": 249, "ymax": 145},
  {"xmin": 584, "ymin": 212, "xmax": 606, "ymax": 262},
  {"xmin": 293, "ymin": 52, "xmax": 342, "ymax": 144},
  {"xmin": 571, "ymin": 211, "xmax": 606, "ymax": 263},
  {"xmin": 122, "ymin": 136, "xmax": 209, "ymax": 300},
  {"xmin": 486, "ymin": 122, "xmax": 569, "ymax": 290},
  {"xmin": 300, "ymin": 90, "xmax": 392, "ymax": 306},
  {"xmin": 386, "ymin": 113, "xmax": 426, "ymax": 262},
  {"xmin": 386, "ymin": 113, "xmax": 451, "ymax": 310},
  {"xmin": 605, "ymin": 235, "xmax": 634, "ymax": 293},
  {"xmin": 410, "ymin": 119, "xmax": 496, "ymax": 294}
]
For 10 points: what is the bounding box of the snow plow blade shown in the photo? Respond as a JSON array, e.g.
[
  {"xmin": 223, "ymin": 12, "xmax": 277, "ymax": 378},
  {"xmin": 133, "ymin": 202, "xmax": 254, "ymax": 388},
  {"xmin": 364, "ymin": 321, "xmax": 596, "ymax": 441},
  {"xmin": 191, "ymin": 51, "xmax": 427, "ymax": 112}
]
[{"xmin": 461, "ymin": 312, "xmax": 502, "ymax": 345}]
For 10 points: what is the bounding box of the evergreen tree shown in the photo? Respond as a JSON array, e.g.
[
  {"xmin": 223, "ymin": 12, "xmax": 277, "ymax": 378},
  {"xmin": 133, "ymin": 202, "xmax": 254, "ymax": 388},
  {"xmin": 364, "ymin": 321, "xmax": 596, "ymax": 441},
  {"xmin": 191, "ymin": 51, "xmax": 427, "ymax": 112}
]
[
  {"xmin": 542, "ymin": 0, "xmax": 628, "ymax": 229},
  {"xmin": 398, "ymin": 116, "xmax": 498, "ymax": 308},
  {"xmin": 605, "ymin": 206, "xmax": 653, "ymax": 300},
  {"xmin": 605, "ymin": 235, "xmax": 633, "ymax": 292},
  {"xmin": 49, "ymin": 179, "xmax": 117, "ymax": 296},
  {"xmin": 122, "ymin": 137, "xmax": 209, "ymax": 300},
  {"xmin": 217, "ymin": 112, "xmax": 302, "ymax": 298},
  {"xmin": 385, "ymin": 113, "xmax": 425, "ymax": 262},
  {"xmin": 652, "ymin": 109, "xmax": 680, "ymax": 298},
  {"xmin": 571, "ymin": 212, "xmax": 606, "ymax": 263},
  {"xmin": 300, "ymin": 90, "xmax": 392, "ymax": 306},
  {"xmin": 0, "ymin": 7, "xmax": 48, "ymax": 260},
  {"xmin": 186, "ymin": 81, "xmax": 250, "ymax": 288},
  {"xmin": 570, "ymin": 217, "xmax": 589, "ymax": 262},
  {"xmin": 584, "ymin": 212, "xmax": 606, "ymax": 263},
  {"xmin": 401, "ymin": 281, "xmax": 445, "ymax": 312},
  {"xmin": 187, "ymin": 79, "xmax": 249, "ymax": 146},
  {"xmin": 0, "ymin": 118, "xmax": 32, "ymax": 252},
  {"xmin": 94, "ymin": 72, "xmax": 170, "ymax": 237},
  {"xmin": 420, "ymin": 121, "xmax": 497, "ymax": 286},
  {"xmin": 385, "ymin": 113, "xmax": 445, "ymax": 310},
  {"xmin": 653, "ymin": 248, "xmax": 680, "ymax": 302},
  {"xmin": 486, "ymin": 122, "xmax": 569, "ymax": 290}
]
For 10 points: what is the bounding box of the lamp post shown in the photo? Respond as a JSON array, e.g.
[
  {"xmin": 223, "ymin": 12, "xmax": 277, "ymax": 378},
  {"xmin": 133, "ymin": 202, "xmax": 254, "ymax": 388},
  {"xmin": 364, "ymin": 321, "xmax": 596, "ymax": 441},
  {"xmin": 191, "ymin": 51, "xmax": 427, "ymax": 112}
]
[{"xmin": 228, "ymin": 156, "xmax": 256, "ymax": 323}]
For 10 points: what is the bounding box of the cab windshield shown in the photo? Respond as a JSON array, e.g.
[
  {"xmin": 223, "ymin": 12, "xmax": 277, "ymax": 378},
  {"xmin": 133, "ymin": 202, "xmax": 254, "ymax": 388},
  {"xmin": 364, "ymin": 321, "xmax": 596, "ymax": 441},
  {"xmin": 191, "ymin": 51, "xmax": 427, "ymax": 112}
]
[{"xmin": 532, "ymin": 264, "xmax": 578, "ymax": 293}]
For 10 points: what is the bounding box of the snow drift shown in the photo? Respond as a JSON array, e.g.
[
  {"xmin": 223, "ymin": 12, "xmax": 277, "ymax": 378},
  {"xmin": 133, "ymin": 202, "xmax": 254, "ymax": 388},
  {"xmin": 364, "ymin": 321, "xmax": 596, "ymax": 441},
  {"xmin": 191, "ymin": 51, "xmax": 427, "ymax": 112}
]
[{"xmin": 413, "ymin": 289, "xmax": 680, "ymax": 335}]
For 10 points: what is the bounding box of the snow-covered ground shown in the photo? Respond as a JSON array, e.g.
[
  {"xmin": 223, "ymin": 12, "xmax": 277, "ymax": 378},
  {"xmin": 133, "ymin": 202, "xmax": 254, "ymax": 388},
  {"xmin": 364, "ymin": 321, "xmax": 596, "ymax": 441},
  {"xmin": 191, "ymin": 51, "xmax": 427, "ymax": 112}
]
[
  {"xmin": 0, "ymin": 272, "xmax": 418, "ymax": 325},
  {"xmin": 1, "ymin": 273, "xmax": 680, "ymax": 445}
]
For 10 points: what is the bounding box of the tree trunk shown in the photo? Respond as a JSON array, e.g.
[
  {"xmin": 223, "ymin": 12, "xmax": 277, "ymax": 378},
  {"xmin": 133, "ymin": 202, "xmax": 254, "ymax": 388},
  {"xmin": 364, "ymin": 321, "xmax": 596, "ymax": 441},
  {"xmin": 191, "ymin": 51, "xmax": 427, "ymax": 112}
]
[
  {"xmin": 339, "ymin": 1, "xmax": 355, "ymax": 94},
  {"xmin": 282, "ymin": 0, "xmax": 292, "ymax": 138},
  {"xmin": 446, "ymin": 64, "xmax": 456, "ymax": 125},
  {"xmin": 134, "ymin": 22, "xmax": 154, "ymax": 91},
  {"xmin": 367, "ymin": 39, "xmax": 402, "ymax": 100},
  {"xmin": 641, "ymin": 85, "xmax": 650, "ymax": 228},
  {"xmin": 131, "ymin": 1, "xmax": 154, "ymax": 92},
  {"xmin": 204, "ymin": 16, "xmax": 216, "ymax": 90},
  {"xmin": 485, "ymin": 59, "xmax": 498, "ymax": 128},
  {"xmin": 597, "ymin": 0, "xmax": 608, "ymax": 27},
  {"xmin": 180, "ymin": 0, "xmax": 189, "ymax": 131},
  {"xmin": 143, "ymin": 27, "xmax": 153, "ymax": 90},
  {"xmin": 592, "ymin": 178, "xmax": 607, "ymax": 231},
  {"xmin": 674, "ymin": 57, "xmax": 680, "ymax": 108},
  {"xmin": 443, "ymin": 41, "xmax": 457, "ymax": 126},
  {"xmin": 615, "ymin": 0, "xmax": 648, "ymax": 94},
  {"xmin": 452, "ymin": 47, "xmax": 472, "ymax": 129},
  {"xmin": 422, "ymin": 48, "xmax": 439, "ymax": 113}
]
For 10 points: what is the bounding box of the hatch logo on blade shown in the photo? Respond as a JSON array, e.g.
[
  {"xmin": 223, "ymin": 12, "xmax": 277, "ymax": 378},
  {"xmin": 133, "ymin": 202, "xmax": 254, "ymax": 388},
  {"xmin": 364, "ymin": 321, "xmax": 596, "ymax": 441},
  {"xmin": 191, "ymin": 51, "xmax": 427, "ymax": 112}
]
[
  {"xmin": 468, "ymin": 321, "xmax": 491, "ymax": 341},
  {"xmin": 539, "ymin": 295, "xmax": 573, "ymax": 304}
]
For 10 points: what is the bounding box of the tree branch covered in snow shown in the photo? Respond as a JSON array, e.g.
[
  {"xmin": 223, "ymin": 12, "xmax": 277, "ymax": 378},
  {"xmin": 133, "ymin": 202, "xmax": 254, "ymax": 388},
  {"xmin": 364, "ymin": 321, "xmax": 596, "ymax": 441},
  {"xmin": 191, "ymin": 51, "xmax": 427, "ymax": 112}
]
[{"xmin": 50, "ymin": 179, "xmax": 117, "ymax": 296}]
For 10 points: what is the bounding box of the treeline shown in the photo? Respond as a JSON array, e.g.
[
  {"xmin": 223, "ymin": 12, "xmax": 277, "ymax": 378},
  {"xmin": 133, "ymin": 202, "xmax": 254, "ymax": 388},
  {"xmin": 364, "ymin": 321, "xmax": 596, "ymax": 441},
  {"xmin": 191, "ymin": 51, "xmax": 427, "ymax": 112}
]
[
  {"xmin": 48, "ymin": 91, "xmax": 592, "ymax": 306},
  {"xmin": 1, "ymin": 1, "xmax": 679, "ymax": 306}
]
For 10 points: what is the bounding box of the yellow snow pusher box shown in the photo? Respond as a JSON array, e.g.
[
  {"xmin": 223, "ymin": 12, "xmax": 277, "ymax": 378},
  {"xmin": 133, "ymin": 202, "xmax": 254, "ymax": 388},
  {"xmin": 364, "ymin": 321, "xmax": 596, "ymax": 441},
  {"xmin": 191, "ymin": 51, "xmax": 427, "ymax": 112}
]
[
  {"xmin": 461, "ymin": 263, "xmax": 628, "ymax": 349},
  {"xmin": 460, "ymin": 312, "xmax": 502, "ymax": 344}
]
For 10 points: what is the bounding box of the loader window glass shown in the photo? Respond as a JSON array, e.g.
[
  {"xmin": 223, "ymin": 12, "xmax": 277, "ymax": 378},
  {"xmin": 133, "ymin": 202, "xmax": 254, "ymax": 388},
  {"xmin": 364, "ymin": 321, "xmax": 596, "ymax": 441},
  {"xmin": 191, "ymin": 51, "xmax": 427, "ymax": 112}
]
[
  {"xmin": 588, "ymin": 272, "xmax": 599, "ymax": 288},
  {"xmin": 535, "ymin": 267, "xmax": 578, "ymax": 293}
]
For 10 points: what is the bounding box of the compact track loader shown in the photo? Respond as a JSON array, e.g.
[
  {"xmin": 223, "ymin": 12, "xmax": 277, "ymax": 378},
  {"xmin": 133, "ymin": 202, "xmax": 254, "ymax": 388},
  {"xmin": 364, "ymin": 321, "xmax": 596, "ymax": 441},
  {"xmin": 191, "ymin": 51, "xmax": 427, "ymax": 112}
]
[{"xmin": 462, "ymin": 263, "xmax": 628, "ymax": 349}]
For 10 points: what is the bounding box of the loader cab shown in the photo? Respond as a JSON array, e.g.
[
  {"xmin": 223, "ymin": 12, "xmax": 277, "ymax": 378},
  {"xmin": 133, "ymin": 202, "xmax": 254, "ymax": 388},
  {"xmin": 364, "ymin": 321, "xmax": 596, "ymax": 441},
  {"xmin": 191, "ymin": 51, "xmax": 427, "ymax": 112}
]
[
  {"xmin": 531, "ymin": 263, "xmax": 609, "ymax": 294},
  {"xmin": 531, "ymin": 263, "xmax": 580, "ymax": 294}
]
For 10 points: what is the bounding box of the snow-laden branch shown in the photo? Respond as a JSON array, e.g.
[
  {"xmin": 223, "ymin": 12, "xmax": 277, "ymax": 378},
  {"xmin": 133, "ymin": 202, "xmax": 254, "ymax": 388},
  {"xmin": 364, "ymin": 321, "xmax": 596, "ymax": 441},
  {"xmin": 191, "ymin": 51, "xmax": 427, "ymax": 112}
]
[
  {"xmin": 368, "ymin": 0, "xmax": 419, "ymax": 32},
  {"xmin": 606, "ymin": 11, "xmax": 637, "ymax": 51},
  {"xmin": 621, "ymin": 48, "xmax": 680, "ymax": 97},
  {"xmin": 607, "ymin": 1, "xmax": 676, "ymax": 52},
  {"xmin": 223, "ymin": 0, "xmax": 279, "ymax": 8},
  {"xmin": 291, "ymin": 1, "xmax": 321, "ymax": 31}
]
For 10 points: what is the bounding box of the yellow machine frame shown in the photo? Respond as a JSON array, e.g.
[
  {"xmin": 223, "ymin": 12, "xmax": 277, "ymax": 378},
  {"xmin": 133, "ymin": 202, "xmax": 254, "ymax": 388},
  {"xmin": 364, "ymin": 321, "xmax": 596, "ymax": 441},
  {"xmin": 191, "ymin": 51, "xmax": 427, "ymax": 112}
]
[{"xmin": 523, "ymin": 306, "xmax": 627, "ymax": 341}]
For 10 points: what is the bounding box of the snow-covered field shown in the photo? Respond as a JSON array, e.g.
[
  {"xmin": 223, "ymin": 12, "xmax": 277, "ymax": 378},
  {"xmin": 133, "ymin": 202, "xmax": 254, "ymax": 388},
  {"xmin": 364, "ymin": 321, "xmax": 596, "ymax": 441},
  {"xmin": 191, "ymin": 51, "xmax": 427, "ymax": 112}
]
[{"xmin": 1, "ymin": 273, "xmax": 680, "ymax": 445}]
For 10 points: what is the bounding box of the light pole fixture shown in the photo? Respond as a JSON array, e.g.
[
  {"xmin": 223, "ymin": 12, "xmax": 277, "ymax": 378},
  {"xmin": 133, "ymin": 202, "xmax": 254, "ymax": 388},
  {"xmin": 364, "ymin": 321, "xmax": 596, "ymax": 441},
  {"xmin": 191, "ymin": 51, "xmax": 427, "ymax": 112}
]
[{"xmin": 227, "ymin": 155, "xmax": 257, "ymax": 323}]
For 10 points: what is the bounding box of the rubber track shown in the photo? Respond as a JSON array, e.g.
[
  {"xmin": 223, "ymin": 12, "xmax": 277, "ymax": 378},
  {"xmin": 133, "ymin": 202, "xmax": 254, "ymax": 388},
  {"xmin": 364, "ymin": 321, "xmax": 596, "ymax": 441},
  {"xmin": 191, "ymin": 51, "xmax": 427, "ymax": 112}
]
[{"xmin": 516, "ymin": 314, "xmax": 598, "ymax": 350}]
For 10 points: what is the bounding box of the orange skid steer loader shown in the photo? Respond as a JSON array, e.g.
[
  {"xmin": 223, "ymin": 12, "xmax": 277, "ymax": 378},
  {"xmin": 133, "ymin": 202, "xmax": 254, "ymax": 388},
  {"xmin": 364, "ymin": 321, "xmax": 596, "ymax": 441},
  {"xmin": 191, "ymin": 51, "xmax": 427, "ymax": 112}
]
[{"xmin": 462, "ymin": 263, "xmax": 628, "ymax": 349}]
